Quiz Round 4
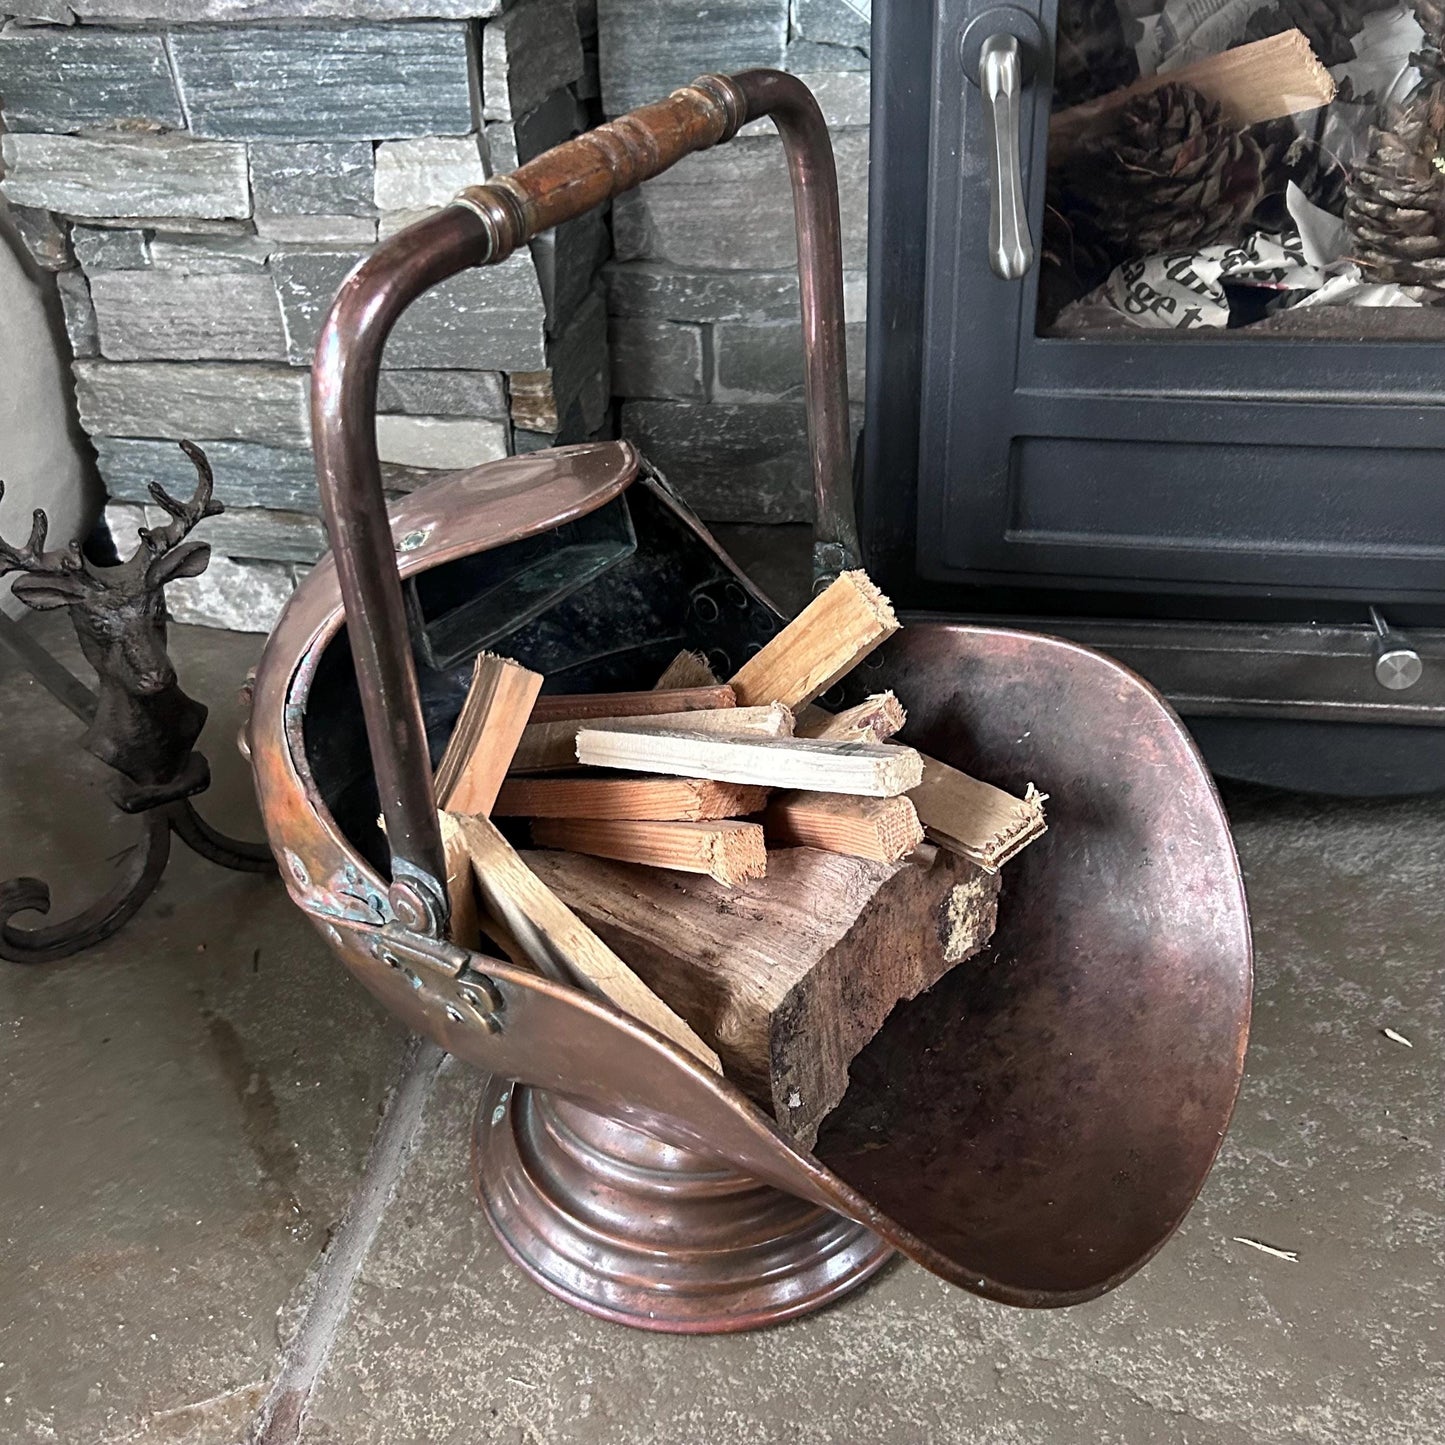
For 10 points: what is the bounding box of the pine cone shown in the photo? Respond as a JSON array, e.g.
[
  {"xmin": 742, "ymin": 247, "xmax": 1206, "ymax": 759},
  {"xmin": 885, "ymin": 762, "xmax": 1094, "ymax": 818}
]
[
  {"xmin": 1048, "ymin": 84, "xmax": 1265, "ymax": 269},
  {"xmin": 1039, "ymin": 203, "xmax": 1118, "ymax": 323},
  {"xmin": 1344, "ymin": 76, "xmax": 1445, "ymax": 287},
  {"xmin": 1414, "ymin": 0, "xmax": 1445, "ymax": 79},
  {"xmin": 1240, "ymin": 0, "xmax": 1396, "ymax": 67},
  {"xmin": 1252, "ymin": 120, "xmax": 1351, "ymax": 220}
]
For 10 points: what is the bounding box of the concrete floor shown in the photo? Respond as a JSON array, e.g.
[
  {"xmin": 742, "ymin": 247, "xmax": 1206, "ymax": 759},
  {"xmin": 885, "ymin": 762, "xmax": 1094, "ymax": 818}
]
[{"xmin": 1, "ymin": 532, "xmax": 1441, "ymax": 1445}]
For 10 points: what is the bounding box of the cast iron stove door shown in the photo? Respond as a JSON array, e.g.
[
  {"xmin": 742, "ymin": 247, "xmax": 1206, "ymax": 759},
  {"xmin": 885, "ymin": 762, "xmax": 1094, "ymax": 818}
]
[{"xmin": 868, "ymin": 0, "xmax": 1445, "ymax": 608}]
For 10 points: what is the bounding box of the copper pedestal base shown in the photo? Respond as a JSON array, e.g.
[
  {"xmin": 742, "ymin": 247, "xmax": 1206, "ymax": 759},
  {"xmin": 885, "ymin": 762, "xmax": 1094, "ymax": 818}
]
[{"xmin": 472, "ymin": 1080, "xmax": 893, "ymax": 1332}]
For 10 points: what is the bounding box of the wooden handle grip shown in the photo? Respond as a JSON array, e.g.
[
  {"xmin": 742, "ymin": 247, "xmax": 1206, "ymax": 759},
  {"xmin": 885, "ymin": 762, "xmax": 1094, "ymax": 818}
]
[{"xmin": 454, "ymin": 74, "xmax": 747, "ymax": 261}]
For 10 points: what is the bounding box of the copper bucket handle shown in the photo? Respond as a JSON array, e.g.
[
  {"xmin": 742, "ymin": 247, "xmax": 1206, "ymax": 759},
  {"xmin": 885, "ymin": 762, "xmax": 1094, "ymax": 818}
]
[{"xmin": 310, "ymin": 70, "xmax": 857, "ymax": 928}]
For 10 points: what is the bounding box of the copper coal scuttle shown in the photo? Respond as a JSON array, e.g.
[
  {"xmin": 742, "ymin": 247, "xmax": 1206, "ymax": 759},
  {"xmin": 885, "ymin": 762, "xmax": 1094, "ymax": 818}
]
[{"xmin": 243, "ymin": 71, "xmax": 1253, "ymax": 1332}]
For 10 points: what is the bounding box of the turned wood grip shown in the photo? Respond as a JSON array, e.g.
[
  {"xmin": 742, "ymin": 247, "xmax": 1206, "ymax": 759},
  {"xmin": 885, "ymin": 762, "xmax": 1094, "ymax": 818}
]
[{"xmin": 453, "ymin": 74, "xmax": 747, "ymax": 261}]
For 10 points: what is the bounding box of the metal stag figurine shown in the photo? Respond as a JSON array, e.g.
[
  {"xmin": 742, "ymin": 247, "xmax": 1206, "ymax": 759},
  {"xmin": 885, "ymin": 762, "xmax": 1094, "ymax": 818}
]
[{"xmin": 0, "ymin": 441, "xmax": 273, "ymax": 964}]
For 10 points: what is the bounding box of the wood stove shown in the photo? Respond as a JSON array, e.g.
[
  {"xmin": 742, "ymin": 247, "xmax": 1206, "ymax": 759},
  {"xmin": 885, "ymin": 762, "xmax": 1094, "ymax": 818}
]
[{"xmin": 862, "ymin": 0, "xmax": 1445, "ymax": 792}]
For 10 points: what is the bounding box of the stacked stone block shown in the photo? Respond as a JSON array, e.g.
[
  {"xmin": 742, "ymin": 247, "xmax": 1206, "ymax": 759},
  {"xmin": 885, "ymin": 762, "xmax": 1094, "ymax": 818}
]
[
  {"xmin": 601, "ymin": 0, "xmax": 870, "ymax": 524},
  {"xmin": 0, "ymin": 0, "xmax": 607, "ymax": 629}
]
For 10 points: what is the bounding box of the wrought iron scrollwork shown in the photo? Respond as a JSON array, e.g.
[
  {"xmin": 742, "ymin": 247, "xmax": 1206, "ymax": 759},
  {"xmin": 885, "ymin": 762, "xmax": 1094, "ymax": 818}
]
[{"xmin": 0, "ymin": 441, "xmax": 275, "ymax": 964}]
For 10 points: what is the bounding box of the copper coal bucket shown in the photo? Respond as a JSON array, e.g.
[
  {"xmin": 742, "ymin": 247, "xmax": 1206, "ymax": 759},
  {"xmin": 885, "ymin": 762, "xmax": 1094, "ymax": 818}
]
[{"xmin": 245, "ymin": 72, "xmax": 1252, "ymax": 1332}]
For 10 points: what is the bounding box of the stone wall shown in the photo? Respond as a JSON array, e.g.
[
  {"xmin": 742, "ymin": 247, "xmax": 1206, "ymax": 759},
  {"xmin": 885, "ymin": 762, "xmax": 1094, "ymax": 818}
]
[
  {"xmin": 0, "ymin": 0, "xmax": 869, "ymax": 629},
  {"xmin": 603, "ymin": 0, "xmax": 869, "ymax": 525}
]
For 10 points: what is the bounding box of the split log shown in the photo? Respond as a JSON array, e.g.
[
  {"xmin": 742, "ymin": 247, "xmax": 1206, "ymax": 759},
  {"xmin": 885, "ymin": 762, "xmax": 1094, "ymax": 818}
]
[
  {"xmin": 910, "ymin": 756, "xmax": 1047, "ymax": 872},
  {"xmin": 495, "ymin": 774, "xmax": 769, "ymax": 821},
  {"xmin": 728, "ymin": 569, "xmax": 898, "ymax": 709},
  {"xmin": 576, "ymin": 727, "xmax": 923, "ymax": 797},
  {"xmin": 529, "ymin": 845, "xmax": 1001, "ymax": 1148},
  {"xmin": 434, "ymin": 652, "xmax": 543, "ymax": 814},
  {"xmin": 437, "ymin": 811, "xmax": 481, "ymax": 949},
  {"xmin": 444, "ymin": 811, "xmax": 721, "ymax": 1072},
  {"xmin": 1050, "ymin": 29, "xmax": 1335, "ymax": 155},
  {"xmin": 654, "ymin": 649, "xmax": 720, "ymax": 689},
  {"xmin": 531, "ymin": 817, "xmax": 767, "ymax": 886},
  {"xmin": 511, "ymin": 702, "xmax": 794, "ymax": 773},
  {"xmin": 796, "ymin": 691, "xmax": 906, "ymax": 743},
  {"xmin": 764, "ymin": 792, "xmax": 924, "ymax": 863},
  {"xmin": 528, "ymin": 684, "xmax": 735, "ymax": 724}
]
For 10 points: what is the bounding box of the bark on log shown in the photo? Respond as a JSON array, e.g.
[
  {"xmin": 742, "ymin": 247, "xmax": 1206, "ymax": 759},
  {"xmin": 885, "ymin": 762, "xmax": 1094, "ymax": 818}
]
[{"xmin": 527, "ymin": 845, "xmax": 1001, "ymax": 1148}]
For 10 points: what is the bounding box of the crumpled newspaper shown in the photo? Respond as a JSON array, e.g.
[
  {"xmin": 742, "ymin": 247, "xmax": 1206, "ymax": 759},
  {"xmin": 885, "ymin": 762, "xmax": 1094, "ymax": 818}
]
[
  {"xmin": 1141, "ymin": 0, "xmax": 1273, "ymax": 74},
  {"xmin": 1332, "ymin": 1, "xmax": 1427, "ymax": 107},
  {"xmin": 1083, "ymin": 183, "xmax": 1426, "ymax": 330}
]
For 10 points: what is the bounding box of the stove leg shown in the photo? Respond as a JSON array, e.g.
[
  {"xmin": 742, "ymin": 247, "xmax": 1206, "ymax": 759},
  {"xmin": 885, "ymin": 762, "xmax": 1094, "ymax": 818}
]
[{"xmin": 472, "ymin": 1080, "xmax": 892, "ymax": 1333}]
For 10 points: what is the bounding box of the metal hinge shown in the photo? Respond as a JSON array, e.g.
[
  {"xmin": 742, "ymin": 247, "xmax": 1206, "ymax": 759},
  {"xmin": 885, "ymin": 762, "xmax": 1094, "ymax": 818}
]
[{"xmin": 370, "ymin": 925, "xmax": 505, "ymax": 1034}]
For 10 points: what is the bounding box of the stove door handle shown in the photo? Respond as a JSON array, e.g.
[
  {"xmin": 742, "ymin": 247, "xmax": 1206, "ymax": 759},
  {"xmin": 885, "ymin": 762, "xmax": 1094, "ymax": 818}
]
[{"xmin": 978, "ymin": 33, "xmax": 1035, "ymax": 280}]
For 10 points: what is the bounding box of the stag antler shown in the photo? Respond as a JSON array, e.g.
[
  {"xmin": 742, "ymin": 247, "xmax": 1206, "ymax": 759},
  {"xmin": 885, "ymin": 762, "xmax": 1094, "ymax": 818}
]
[
  {"xmin": 0, "ymin": 480, "xmax": 96, "ymax": 606},
  {"xmin": 135, "ymin": 442, "xmax": 224, "ymax": 588},
  {"xmin": 140, "ymin": 441, "xmax": 224, "ymax": 557}
]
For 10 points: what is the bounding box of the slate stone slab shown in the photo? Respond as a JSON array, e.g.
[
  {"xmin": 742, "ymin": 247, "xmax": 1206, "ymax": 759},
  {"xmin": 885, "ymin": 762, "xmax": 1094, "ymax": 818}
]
[
  {"xmin": 71, "ymin": 226, "xmax": 151, "ymax": 271},
  {"xmin": 510, "ymin": 427, "xmax": 555, "ymax": 454},
  {"xmin": 785, "ymin": 36, "xmax": 869, "ymax": 70},
  {"xmin": 0, "ymin": 134, "xmax": 250, "ymax": 220},
  {"xmin": 186, "ymin": 505, "xmax": 329, "ymax": 563},
  {"xmin": 606, "ymin": 261, "xmax": 797, "ymax": 323},
  {"xmin": 254, "ymin": 214, "xmax": 378, "ymax": 243},
  {"xmin": 612, "ymin": 130, "xmax": 868, "ymax": 271},
  {"xmin": 373, "ymin": 136, "xmax": 487, "ymax": 212},
  {"xmin": 374, "ymin": 415, "xmax": 509, "ymax": 470},
  {"xmin": 147, "ymin": 233, "xmax": 273, "ymax": 272},
  {"xmin": 85, "ymin": 215, "xmax": 256, "ymax": 236},
  {"xmin": 510, "ymin": 288, "xmax": 608, "ymax": 438},
  {"xmin": 621, "ymin": 400, "xmax": 814, "ymax": 522},
  {"xmin": 737, "ymin": 70, "xmax": 870, "ymax": 130},
  {"xmin": 792, "ymin": 0, "xmax": 870, "ymax": 49},
  {"xmin": 29, "ymin": 0, "xmax": 503, "ymax": 16},
  {"xmin": 165, "ymin": 552, "xmax": 297, "ymax": 632},
  {"xmin": 376, "ymin": 207, "xmax": 434, "ymax": 240},
  {"xmin": 74, "ymin": 360, "xmax": 311, "ymax": 445},
  {"xmin": 2, "ymin": 0, "xmax": 73, "ymax": 17},
  {"xmin": 106, "ymin": 478, "xmax": 327, "ymax": 560},
  {"xmin": 549, "ymin": 287, "xmax": 609, "ymax": 438},
  {"xmin": 89, "ymin": 270, "xmax": 288, "ymax": 361},
  {"xmin": 6, "ymin": 205, "xmax": 72, "ymax": 270},
  {"xmin": 597, "ymin": 0, "xmax": 786, "ymax": 116},
  {"xmin": 506, "ymin": 372, "xmax": 556, "ymax": 436},
  {"xmin": 0, "ymin": 29, "xmax": 184, "ymax": 133},
  {"xmin": 170, "ymin": 23, "xmax": 474, "ymax": 140},
  {"xmin": 531, "ymin": 209, "xmax": 609, "ymax": 335},
  {"xmin": 95, "ymin": 436, "xmax": 318, "ymax": 512},
  {"xmin": 711, "ymin": 319, "xmax": 865, "ymax": 403},
  {"xmin": 483, "ymin": 84, "xmax": 583, "ymax": 173},
  {"xmin": 375, "ymin": 369, "xmax": 508, "ymax": 421},
  {"xmin": 481, "ymin": 0, "xmax": 584, "ymax": 122},
  {"xmin": 56, "ymin": 270, "xmax": 100, "ymax": 359},
  {"xmin": 608, "ymin": 315, "xmax": 705, "ymax": 400},
  {"xmin": 605, "ymin": 261, "xmax": 868, "ymax": 325},
  {"xmin": 271, "ymin": 248, "xmax": 547, "ymax": 370},
  {"xmin": 576, "ymin": 44, "xmax": 601, "ymax": 103},
  {"xmin": 250, "ymin": 140, "xmax": 375, "ymax": 218}
]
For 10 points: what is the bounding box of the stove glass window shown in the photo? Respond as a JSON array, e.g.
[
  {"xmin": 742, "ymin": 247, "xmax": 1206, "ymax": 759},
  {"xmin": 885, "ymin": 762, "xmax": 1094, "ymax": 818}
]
[{"xmin": 1038, "ymin": 0, "xmax": 1445, "ymax": 337}]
